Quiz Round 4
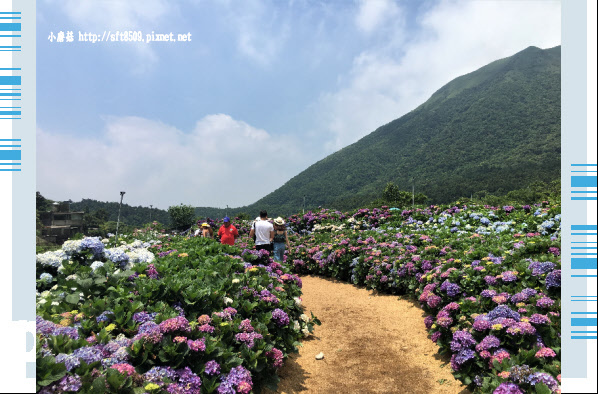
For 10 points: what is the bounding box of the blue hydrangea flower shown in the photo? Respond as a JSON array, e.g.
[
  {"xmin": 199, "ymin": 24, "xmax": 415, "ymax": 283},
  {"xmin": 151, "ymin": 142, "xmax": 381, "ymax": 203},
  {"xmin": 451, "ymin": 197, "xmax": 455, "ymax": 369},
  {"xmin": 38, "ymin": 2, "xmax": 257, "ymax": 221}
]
[{"xmin": 39, "ymin": 273, "xmax": 53, "ymax": 283}]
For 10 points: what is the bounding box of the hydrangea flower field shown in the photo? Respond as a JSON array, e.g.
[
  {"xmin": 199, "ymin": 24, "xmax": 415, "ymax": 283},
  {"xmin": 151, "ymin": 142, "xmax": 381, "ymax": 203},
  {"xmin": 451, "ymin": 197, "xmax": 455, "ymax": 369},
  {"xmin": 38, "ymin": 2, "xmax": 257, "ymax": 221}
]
[
  {"xmin": 285, "ymin": 202, "xmax": 561, "ymax": 393},
  {"xmin": 36, "ymin": 201, "xmax": 562, "ymax": 393},
  {"xmin": 36, "ymin": 228, "xmax": 319, "ymax": 393}
]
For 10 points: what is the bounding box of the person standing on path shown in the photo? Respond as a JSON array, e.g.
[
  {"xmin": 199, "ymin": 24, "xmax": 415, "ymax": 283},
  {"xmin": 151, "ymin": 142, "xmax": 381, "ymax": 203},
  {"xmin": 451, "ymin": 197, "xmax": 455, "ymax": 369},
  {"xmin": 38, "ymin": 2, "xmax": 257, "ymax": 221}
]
[
  {"xmin": 272, "ymin": 217, "xmax": 290, "ymax": 262},
  {"xmin": 218, "ymin": 217, "xmax": 238, "ymax": 245},
  {"xmin": 249, "ymin": 210, "xmax": 274, "ymax": 252}
]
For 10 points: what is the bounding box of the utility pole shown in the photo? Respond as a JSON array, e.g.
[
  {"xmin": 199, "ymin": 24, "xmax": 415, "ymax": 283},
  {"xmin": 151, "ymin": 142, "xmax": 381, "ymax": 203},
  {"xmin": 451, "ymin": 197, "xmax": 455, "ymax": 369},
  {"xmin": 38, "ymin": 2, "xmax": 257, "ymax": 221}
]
[
  {"xmin": 412, "ymin": 184, "xmax": 415, "ymax": 206},
  {"xmin": 115, "ymin": 191, "xmax": 126, "ymax": 241}
]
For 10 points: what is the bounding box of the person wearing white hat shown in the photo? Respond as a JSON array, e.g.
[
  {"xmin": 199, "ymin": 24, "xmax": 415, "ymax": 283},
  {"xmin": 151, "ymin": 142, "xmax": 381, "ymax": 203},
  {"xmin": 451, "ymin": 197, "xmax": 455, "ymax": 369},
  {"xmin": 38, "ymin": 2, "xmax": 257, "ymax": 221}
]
[{"xmin": 272, "ymin": 217, "xmax": 290, "ymax": 262}]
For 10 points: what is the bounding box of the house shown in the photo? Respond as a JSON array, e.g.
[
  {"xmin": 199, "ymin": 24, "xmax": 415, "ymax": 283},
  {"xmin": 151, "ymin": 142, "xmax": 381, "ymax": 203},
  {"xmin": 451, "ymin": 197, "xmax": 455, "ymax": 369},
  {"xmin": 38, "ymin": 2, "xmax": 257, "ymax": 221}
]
[{"xmin": 40, "ymin": 201, "xmax": 85, "ymax": 243}]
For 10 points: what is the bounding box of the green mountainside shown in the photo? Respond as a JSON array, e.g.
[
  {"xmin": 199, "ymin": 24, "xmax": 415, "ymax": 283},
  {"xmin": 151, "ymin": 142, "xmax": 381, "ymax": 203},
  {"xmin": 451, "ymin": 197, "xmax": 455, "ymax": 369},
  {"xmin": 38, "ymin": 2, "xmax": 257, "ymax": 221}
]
[{"xmin": 241, "ymin": 46, "xmax": 561, "ymax": 214}]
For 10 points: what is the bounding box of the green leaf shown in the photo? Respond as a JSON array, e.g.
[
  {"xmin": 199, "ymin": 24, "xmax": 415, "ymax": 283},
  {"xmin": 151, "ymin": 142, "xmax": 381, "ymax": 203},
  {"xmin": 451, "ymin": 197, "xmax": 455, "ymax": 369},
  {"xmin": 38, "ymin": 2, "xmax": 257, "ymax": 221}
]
[
  {"xmin": 65, "ymin": 293, "xmax": 80, "ymax": 304},
  {"xmin": 535, "ymin": 383, "xmax": 552, "ymax": 394}
]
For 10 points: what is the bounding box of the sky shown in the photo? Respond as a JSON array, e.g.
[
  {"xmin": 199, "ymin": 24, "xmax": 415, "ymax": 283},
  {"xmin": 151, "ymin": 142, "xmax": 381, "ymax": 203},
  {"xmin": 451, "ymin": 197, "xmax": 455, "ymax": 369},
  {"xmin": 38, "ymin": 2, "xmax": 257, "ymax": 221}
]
[{"xmin": 36, "ymin": 0, "xmax": 561, "ymax": 210}]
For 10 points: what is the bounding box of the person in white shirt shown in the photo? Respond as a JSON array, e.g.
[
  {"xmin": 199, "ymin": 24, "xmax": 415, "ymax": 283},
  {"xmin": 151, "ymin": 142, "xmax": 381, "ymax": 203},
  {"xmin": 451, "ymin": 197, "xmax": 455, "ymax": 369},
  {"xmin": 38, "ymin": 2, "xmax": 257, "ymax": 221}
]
[{"xmin": 249, "ymin": 210, "xmax": 274, "ymax": 252}]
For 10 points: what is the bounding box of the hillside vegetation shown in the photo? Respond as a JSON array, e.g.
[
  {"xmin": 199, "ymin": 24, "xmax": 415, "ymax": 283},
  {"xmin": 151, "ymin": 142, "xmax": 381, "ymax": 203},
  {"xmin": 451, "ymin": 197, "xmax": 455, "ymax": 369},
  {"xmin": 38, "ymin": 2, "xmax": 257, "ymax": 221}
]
[{"xmin": 244, "ymin": 46, "xmax": 560, "ymax": 214}]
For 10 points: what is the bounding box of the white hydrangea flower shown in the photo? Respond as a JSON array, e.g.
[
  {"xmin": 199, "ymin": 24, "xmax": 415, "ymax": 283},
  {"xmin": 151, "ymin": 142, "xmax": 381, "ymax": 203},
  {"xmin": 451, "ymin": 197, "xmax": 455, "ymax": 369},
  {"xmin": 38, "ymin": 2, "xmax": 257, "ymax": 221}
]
[
  {"xmin": 223, "ymin": 297, "xmax": 233, "ymax": 305},
  {"xmin": 293, "ymin": 297, "xmax": 302, "ymax": 307},
  {"xmin": 293, "ymin": 320, "xmax": 300, "ymax": 331},
  {"xmin": 62, "ymin": 239, "xmax": 83, "ymax": 255},
  {"xmin": 300, "ymin": 314, "xmax": 309, "ymax": 322},
  {"xmin": 232, "ymin": 278, "xmax": 240, "ymax": 284},
  {"xmin": 129, "ymin": 240, "xmax": 144, "ymax": 249},
  {"xmin": 302, "ymin": 327, "xmax": 310, "ymax": 336}
]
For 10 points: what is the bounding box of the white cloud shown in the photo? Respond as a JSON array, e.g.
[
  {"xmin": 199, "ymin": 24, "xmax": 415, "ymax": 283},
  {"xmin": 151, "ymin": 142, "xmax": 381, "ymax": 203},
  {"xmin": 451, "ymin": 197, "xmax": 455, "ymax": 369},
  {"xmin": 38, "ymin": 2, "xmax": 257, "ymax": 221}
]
[
  {"xmin": 355, "ymin": 0, "xmax": 401, "ymax": 34},
  {"xmin": 216, "ymin": 0, "xmax": 290, "ymax": 66},
  {"xmin": 317, "ymin": 0, "xmax": 561, "ymax": 152},
  {"xmin": 37, "ymin": 115, "xmax": 312, "ymax": 209}
]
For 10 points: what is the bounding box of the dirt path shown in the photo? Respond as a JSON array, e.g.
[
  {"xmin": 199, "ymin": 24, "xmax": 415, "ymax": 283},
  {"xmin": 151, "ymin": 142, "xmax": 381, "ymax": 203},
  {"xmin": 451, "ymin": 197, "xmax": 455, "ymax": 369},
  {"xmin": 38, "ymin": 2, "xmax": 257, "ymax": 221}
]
[{"xmin": 268, "ymin": 275, "xmax": 469, "ymax": 394}]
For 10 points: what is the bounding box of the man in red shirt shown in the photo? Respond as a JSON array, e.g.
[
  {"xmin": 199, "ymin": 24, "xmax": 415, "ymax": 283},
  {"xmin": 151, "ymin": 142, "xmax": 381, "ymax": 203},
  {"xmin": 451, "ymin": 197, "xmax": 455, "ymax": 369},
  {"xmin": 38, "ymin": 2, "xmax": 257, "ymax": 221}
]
[{"xmin": 218, "ymin": 216, "xmax": 238, "ymax": 245}]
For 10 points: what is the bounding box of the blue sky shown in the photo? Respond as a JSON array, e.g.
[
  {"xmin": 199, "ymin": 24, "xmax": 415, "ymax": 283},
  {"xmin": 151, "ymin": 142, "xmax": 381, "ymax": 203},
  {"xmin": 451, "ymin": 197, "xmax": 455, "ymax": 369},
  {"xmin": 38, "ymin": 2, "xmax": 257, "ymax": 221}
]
[{"xmin": 36, "ymin": 0, "xmax": 561, "ymax": 210}]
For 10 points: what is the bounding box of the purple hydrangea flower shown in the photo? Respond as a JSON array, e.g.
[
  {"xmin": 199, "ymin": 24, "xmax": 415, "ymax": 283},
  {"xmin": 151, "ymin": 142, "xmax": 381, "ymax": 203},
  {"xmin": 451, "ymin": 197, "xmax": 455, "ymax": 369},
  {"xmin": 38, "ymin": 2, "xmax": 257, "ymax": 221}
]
[
  {"xmin": 187, "ymin": 338, "xmax": 206, "ymax": 352},
  {"xmin": 487, "ymin": 305, "xmax": 520, "ymax": 321},
  {"xmin": 145, "ymin": 366, "xmax": 176, "ymax": 383},
  {"xmin": 427, "ymin": 295, "xmax": 442, "ymax": 309},
  {"xmin": 159, "ymin": 316, "xmax": 191, "ymax": 333},
  {"xmin": 528, "ymin": 261, "xmax": 555, "ymax": 276},
  {"xmin": 218, "ymin": 365, "xmax": 253, "ymax": 394},
  {"xmin": 536, "ymin": 296, "xmax": 555, "ymax": 308},
  {"xmin": 204, "ymin": 360, "xmax": 220, "ymax": 376},
  {"xmin": 450, "ymin": 330, "xmax": 477, "ymax": 352},
  {"xmin": 475, "ymin": 335, "xmax": 500, "ymax": 352},
  {"xmin": 481, "ymin": 290, "xmax": 498, "ymax": 298},
  {"xmin": 238, "ymin": 319, "xmax": 254, "ymax": 333},
  {"xmin": 72, "ymin": 345, "xmax": 105, "ymax": 365},
  {"xmin": 450, "ymin": 348, "xmax": 475, "ymax": 371},
  {"xmin": 529, "ymin": 314, "xmax": 551, "ymax": 325},
  {"xmin": 546, "ymin": 269, "xmax": 561, "ymax": 289},
  {"xmin": 501, "ymin": 271, "xmax": 517, "ymax": 282},
  {"xmin": 440, "ymin": 280, "xmax": 461, "ymax": 297},
  {"xmin": 525, "ymin": 372, "xmax": 559, "ymax": 391},
  {"xmin": 55, "ymin": 353, "xmax": 80, "ymax": 371},
  {"xmin": 493, "ymin": 382, "xmax": 524, "ymax": 394},
  {"xmin": 235, "ymin": 332, "xmax": 263, "ymax": 349},
  {"xmin": 133, "ymin": 311, "xmax": 158, "ymax": 324},
  {"xmin": 424, "ymin": 316, "xmax": 434, "ymax": 329},
  {"xmin": 271, "ymin": 309, "xmax": 290, "ymax": 326}
]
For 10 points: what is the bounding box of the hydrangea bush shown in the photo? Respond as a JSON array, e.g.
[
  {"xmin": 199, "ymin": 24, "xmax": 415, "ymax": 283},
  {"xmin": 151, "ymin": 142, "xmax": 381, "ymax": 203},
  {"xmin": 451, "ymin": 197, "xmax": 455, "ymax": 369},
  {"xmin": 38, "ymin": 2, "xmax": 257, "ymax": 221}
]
[
  {"xmin": 287, "ymin": 202, "xmax": 561, "ymax": 393},
  {"xmin": 36, "ymin": 232, "xmax": 319, "ymax": 393}
]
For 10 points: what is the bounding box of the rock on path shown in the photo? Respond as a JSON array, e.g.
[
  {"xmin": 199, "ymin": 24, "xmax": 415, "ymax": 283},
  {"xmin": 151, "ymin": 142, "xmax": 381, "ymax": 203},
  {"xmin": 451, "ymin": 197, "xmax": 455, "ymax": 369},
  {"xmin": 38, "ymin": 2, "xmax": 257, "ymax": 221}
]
[{"xmin": 267, "ymin": 275, "xmax": 469, "ymax": 394}]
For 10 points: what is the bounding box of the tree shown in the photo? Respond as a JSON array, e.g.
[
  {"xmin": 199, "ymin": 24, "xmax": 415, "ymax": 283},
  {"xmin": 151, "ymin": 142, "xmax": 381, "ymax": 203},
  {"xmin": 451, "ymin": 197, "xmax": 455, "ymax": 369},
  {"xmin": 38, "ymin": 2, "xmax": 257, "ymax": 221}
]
[
  {"xmin": 36, "ymin": 191, "xmax": 52, "ymax": 212},
  {"xmin": 382, "ymin": 182, "xmax": 400, "ymax": 204},
  {"xmin": 168, "ymin": 204, "xmax": 196, "ymax": 230}
]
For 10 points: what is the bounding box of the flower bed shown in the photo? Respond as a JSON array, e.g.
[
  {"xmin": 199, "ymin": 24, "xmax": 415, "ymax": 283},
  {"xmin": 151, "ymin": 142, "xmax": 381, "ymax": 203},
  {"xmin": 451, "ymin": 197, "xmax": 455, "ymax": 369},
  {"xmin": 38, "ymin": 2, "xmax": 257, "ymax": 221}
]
[
  {"xmin": 286, "ymin": 202, "xmax": 561, "ymax": 393},
  {"xmin": 36, "ymin": 232, "xmax": 319, "ymax": 393}
]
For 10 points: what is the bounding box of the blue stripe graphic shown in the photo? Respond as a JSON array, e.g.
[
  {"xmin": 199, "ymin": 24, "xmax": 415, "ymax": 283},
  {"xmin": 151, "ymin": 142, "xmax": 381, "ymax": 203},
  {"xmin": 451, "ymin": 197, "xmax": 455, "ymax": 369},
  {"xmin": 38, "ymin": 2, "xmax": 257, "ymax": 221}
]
[
  {"xmin": 0, "ymin": 76, "xmax": 21, "ymax": 85},
  {"xmin": 572, "ymin": 258, "xmax": 597, "ymax": 269},
  {"xmin": 572, "ymin": 225, "xmax": 598, "ymax": 230},
  {"xmin": 0, "ymin": 23, "xmax": 20, "ymax": 31},
  {"xmin": 572, "ymin": 318, "xmax": 598, "ymax": 326},
  {"xmin": 0, "ymin": 150, "xmax": 21, "ymax": 160},
  {"xmin": 572, "ymin": 176, "xmax": 598, "ymax": 187}
]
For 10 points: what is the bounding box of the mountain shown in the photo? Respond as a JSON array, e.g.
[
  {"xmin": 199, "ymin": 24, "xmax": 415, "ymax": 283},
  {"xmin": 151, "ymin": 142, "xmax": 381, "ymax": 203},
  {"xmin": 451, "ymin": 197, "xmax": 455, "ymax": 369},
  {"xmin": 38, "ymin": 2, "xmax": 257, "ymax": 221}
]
[{"xmin": 242, "ymin": 46, "xmax": 561, "ymax": 215}]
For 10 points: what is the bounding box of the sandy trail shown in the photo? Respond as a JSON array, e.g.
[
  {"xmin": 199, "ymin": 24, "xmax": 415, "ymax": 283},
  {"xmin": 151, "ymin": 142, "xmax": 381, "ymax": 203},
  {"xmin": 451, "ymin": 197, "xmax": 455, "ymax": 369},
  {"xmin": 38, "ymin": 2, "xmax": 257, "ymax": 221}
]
[{"xmin": 267, "ymin": 275, "xmax": 469, "ymax": 394}]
